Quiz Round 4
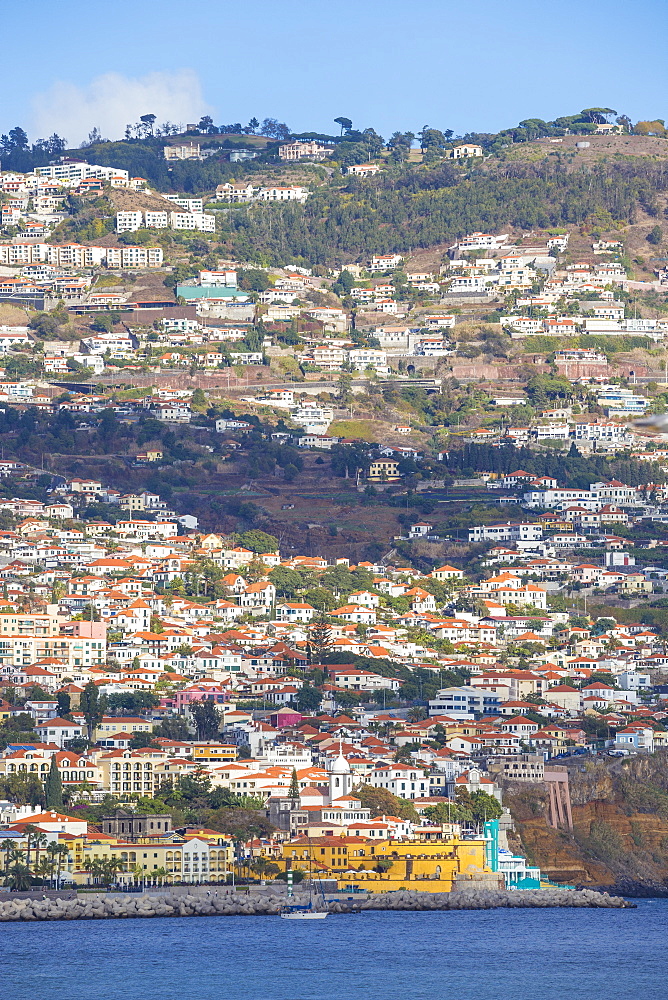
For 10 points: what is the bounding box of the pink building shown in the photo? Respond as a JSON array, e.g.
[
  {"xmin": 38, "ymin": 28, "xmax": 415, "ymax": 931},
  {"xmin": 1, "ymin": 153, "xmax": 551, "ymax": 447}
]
[{"xmin": 161, "ymin": 683, "xmax": 229, "ymax": 712}]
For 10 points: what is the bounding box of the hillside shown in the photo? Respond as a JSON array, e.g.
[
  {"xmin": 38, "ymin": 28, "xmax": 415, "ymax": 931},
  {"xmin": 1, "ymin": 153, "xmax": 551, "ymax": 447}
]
[
  {"xmin": 108, "ymin": 187, "xmax": 184, "ymax": 214},
  {"xmin": 506, "ymin": 753, "xmax": 668, "ymax": 894},
  {"xmin": 218, "ymin": 155, "xmax": 668, "ymax": 265},
  {"xmin": 499, "ymin": 133, "xmax": 668, "ymax": 164}
]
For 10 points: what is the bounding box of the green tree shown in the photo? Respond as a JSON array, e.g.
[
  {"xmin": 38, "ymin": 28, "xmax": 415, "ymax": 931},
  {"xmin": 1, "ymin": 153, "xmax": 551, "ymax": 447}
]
[
  {"xmin": 355, "ymin": 784, "xmax": 405, "ymax": 817},
  {"xmin": 129, "ymin": 732, "xmax": 159, "ymax": 749},
  {"xmin": 56, "ymin": 691, "xmax": 71, "ymax": 716},
  {"xmin": 6, "ymin": 860, "xmax": 32, "ymax": 890},
  {"xmin": 154, "ymin": 717, "xmax": 191, "ymax": 740},
  {"xmin": 296, "ymin": 684, "xmax": 322, "ymax": 714},
  {"xmin": 250, "ymin": 857, "xmax": 281, "ymax": 879},
  {"xmin": 80, "ymin": 680, "xmax": 106, "ymax": 741},
  {"xmin": 334, "ymin": 116, "xmax": 353, "ymax": 135},
  {"xmin": 268, "ymin": 566, "xmax": 303, "ymax": 598},
  {"xmin": 89, "ymin": 856, "xmax": 122, "ymax": 887},
  {"xmin": 337, "ymin": 373, "xmax": 353, "ymax": 405},
  {"xmin": 44, "ymin": 757, "xmax": 63, "ymax": 810},
  {"xmin": 31, "ymin": 830, "xmax": 48, "ymax": 874},
  {"xmin": 237, "ymin": 529, "xmax": 279, "ymax": 553},
  {"xmin": 190, "ymin": 700, "xmax": 221, "ymax": 740},
  {"xmin": 452, "ymin": 787, "xmax": 502, "ymax": 829},
  {"xmin": 423, "ymin": 801, "xmax": 473, "ymax": 825},
  {"xmin": 288, "ymin": 767, "xmax": 300, "ymax": 798},
  {"xmin": 178, "ymin": 764, "xmax": 212, "ymax": 802},
  {"xmin": 34, "ymin": 855, "xmax": 54, "ymax": 885},
  {"xmin": 308, "ymin": 613, "xmax": 333, "ymax": 662}
]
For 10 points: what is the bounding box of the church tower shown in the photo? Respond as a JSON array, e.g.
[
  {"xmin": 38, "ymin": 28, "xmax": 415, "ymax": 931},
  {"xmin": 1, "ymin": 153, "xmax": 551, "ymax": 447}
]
[{"xmin": 327, "ymin": 749, "xmax": 352, "ymax": 803}]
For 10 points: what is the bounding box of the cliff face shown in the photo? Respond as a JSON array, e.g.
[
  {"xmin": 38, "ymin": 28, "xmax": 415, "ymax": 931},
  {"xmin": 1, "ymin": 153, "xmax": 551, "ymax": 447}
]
[{"xmin": 505, "ymin": 752, "xmax": 668, "ymax": 894}]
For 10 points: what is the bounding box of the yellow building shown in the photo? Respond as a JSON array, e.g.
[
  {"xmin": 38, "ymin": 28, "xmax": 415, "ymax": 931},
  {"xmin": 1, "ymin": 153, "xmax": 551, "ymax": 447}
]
[
  {"xmin": 280, "ymin": 834, "xmax": 491, "ymax": 894},
  {"xmin": 95, "ymin": 717, "xmax": 154, "ymax": 739},
  {"xmin": 192, "ymin": 743, "xmax": 237, "ymax": 762},
  {"xmin": 119, "ymin": 494, "xmax": 148, "ymax": 511},
  {"xmin": 64, "ymin": 834, "xmax": 232, "ymax": 885},
  {"xmin": 368, "ymin": 460, "xmax": 401, "ymax": 482}
]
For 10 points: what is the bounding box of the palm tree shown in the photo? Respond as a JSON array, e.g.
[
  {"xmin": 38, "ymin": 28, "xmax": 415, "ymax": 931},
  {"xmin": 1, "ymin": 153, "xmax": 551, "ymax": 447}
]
[
  {"xmin": 32, "ymin": 832, "xmax": 49, "ymax": 875},
  {"xmin": 23, "ymin": 824, "xmax": 39, "ymax": 872},
  {"xmin": 45, "ymin": 840, "xmax": 58, "ymax": 878},
  {"xmin": 3, "ymin": 849, "xmax": 26, "ymax": 888},
  {"xmin": 7, "ymin": 862, "xmax": 32, "ymax": 891},
  {"xmin": 250, "ymin": 857, "xmax": 280, "ymax": 880},
  {"xmin": 53, "ymin": 844, "xmax": 69, "ymax": 887},
  {"xmin": 34, "ymin": 856, "xmax": 54, "ymax": 886},
  {"xmin": 89, "ymin": 857, "xmax": 121, "ymax": 888},
  {"xmin": 153, "ymin": 866, "xmax": 167, "ymax": 886}
]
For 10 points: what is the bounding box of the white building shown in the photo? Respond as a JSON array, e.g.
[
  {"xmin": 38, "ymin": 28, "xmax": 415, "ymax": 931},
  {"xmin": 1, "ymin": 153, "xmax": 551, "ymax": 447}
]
[
  {"xmin": 255, "ymin": 187, "xmax": 309, "ymax": 203},
  {"xmin": 35, "ymin": 162, "xmax": 130, "ymax": 186},
  {"xmin": 116, "ymin": 211, "xmax": 144, "ymax": 233},
  {"xmin": 347, "ymin": 348, "xmax": 388, "ymax": 372},
  {"xmin": 170, "ymin": 212, "xmax": 216, "ymax": 233},
  {"xmin": 165, "ymin": 195, "xmax": 204, "ymax": 213},
  {"xmin": 278, "ymin": 142, "xmax": 331, "ymax": 161},
  {"xmin": 114, "ymin": 211, "xmax": 215, "ymax": 234},
  {"xmin": 449, "ymin": 144, "xmax": 484, "ymax": 158}
]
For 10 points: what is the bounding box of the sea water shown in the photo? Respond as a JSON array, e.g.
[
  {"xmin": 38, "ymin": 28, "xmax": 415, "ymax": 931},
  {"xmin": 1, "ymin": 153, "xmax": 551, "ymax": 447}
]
[{"xmin": 2, "ymin": 899, "xmax": 666, "ymax": 1000}]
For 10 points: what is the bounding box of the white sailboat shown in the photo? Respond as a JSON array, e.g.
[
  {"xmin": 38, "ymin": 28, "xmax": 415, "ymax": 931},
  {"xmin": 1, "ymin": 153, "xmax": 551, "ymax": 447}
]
[{"xmin": 280, "ymin": 845, "xmax": 329, "ymax": 919}]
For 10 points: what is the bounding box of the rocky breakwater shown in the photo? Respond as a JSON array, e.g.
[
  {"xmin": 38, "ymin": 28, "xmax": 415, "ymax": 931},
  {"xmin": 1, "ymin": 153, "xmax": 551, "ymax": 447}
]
[
  {"xmin": 0, "ymin": 887, "xmax": 632, "ymax": 921},
  {"xmin": 351, "ymin": 887, "xmax": 633, "ymax": 912}
]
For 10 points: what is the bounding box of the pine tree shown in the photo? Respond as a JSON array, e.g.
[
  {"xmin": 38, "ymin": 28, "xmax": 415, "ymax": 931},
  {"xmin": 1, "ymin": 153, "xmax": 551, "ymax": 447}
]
[
  {"xmin": 289, "ymin": 767, "xmax": 300, "ymax": 798},
  {"xmin": 44, "ymin": 757, "xmax": 63, "ymax": 811},
  {"xmin": 309, "ymin": 613, "xmax": 333, "ymax": 664}
]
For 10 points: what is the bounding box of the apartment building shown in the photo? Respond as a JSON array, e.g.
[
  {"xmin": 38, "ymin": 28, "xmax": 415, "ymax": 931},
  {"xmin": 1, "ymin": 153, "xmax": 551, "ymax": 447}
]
[
  {"xmin": 116, "ymin": 211, "xmax": 143, "ymax": 233},
  {"xmin": 35, "ymin": 162, "xmax": 130, "ymax": 186},
  {"xmin": 164, "ymin": 195, "xmax": 204, "ymax": 213},
  {"xmin": 429, "ymin": 686, "xmax": 502, "ymax": 718},
  {"xmin": 278, "ymin": 141, "xmax": 331, "ymax": 161},
  {"xmin": 347, "ymin": 348, "xmax": 388, "ymax": 372},
  {"xmin": 468, "ymin": 522, "xmax": 543, "ymax": 543},
  {"xmin": 0, "ymin": 242, "xmax": 161, "ymax": 269},
  {"xmin": 145, "ymin": 211, "xmax": 170, "ymax": 229},
  {"xmin": 115, "ymin": 211, "xmax": 215, "ymax": 234},
  {"xmin": 105, "ymin": 246, "xmax": 163, "ymax": 269},
  {"xmin": 0, "ymin": 634, "xmax": 106, "ymax": 669},
  {"xmin": 169, "ymin": 212, "xmax": 216, "ymax": 233}
]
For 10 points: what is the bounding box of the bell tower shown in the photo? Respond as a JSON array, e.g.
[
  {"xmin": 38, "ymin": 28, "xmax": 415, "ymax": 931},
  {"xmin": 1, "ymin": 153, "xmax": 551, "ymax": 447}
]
[{"xmin": 328, "ymin": 747, "xmax": 352, "ymax": 802}]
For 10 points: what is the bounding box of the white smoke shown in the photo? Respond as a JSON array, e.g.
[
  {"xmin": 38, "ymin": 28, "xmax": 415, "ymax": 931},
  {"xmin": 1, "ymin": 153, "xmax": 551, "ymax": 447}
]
[{"xmin": 30, "ymin": 69, "xmax": 212, "ymax": 145}]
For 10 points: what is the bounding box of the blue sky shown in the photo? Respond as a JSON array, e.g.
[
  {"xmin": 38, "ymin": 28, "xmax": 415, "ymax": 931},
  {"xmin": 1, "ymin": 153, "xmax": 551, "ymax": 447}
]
[{"xmin": 4, "ymin": 0, "xmax": 667, "ymax": 145}]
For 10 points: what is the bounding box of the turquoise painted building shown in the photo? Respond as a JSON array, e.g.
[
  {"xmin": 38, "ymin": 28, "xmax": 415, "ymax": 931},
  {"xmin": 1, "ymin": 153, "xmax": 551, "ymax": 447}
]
[
  {"xmin": 176, "ymin": 285, "xmax": 250, "ymax": 301},
  {"xmin": 484, "ymin": 819, "xmax": 542, "ymax": 889}
]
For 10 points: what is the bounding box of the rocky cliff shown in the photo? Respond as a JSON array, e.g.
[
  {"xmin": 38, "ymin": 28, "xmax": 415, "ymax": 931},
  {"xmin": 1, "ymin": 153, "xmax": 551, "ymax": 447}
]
[{"xmin": 505, "ymin": 751, "xmax": 668, "ymax": 895}]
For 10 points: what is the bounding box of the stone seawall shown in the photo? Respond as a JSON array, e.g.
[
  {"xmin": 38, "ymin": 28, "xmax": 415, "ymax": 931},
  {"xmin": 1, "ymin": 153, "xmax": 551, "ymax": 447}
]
[{"xmin": 0, "ymin": 887, "xmax": 631, "ymax": 921}]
